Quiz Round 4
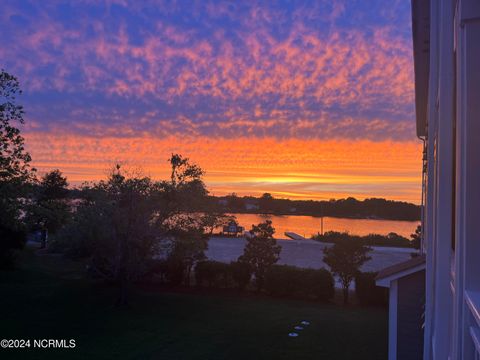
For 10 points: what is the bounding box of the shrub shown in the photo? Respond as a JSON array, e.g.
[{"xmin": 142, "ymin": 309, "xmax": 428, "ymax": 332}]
[
  {"xmin": 265, "ymin": 265, "xmax": 303, "ymax": 297},
  {"xmin": 355, "ymin": 272, "xmax": 388, "ymax": 306},
  {"xmin": 144, "ymin": 258, "xmax": 186, "ymax": 286},
  {"xmin": 195, "ymin": 260, "xmax": 230, "ymax": 288},
  {"xmin": 264, "ymin": 265, "xmax": 334, "ymax": 301},
  {"xmin": 0, "ymin": 226, "xmax": 26, "ymax": 270},
  {"xmin": 302, "ymin": 268, "xmax": 335, "ymax": 301},
  {"xmin": 229, "ymin": 261, "xmax": 252, "ymax": 290}
]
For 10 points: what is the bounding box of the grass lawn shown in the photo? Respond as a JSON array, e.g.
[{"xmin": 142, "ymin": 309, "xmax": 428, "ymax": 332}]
[{"xmin": 0, "ymin": 249, "xmax": 388, "ymax": 360}]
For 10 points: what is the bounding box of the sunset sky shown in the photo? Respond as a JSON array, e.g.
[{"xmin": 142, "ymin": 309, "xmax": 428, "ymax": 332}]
[{"xmin": 0, "ymin": 0, "xmax": 422, "ymax": 202}]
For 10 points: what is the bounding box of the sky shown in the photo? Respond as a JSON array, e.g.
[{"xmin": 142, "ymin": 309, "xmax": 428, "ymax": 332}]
[{"xmin": 0, "ymin": 0, "xmax": 422, "ymax": 203}]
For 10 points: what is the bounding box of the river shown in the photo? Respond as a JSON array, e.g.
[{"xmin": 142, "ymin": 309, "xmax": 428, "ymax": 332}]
[{"xmin": 227, "ymin": 213, "xmax": 419, "ymax": 239}]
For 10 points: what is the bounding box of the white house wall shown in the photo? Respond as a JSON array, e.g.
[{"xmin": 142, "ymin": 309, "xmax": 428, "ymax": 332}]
[{"xmin": 422, "ymin": 0, "xmax": 480, "ymax": 359}]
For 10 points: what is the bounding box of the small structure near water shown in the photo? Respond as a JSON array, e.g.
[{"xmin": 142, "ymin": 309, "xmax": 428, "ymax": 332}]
[{"xmin": 222, "ymin": 220, "xmax": 245, "ymax": 237}]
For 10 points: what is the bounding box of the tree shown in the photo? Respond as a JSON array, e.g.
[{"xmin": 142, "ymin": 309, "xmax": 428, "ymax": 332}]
[
  {"xmin": 238, "ymin": 220, "xmax": 281, "ymax": 291},
  {"xmin": 410, "ymin": 224, "xmax": 422, "ymax": 250},
  {"xmin": 0, "ymin": 70, "xmax": 35, "ymax": 268},
  {"xmin": 201, "ymin": 212, "xmax": 235, "ymax": 236},
  {"xmin": 27, "ymin": 170, "xmax": 70, "ymax": 248},
  {"xmin": 225, "ymin": 193, "xmax": 245, "ymax": 212},
  {"xmin": 87, "ymin": 165, "xmax": 161, "ymax": 306},
  {"xmin": 39, "ymin": 169, "xmax": 69, "ymax": 200},
  {"xmin": 0, "ymin": 70, "xmax": 34, "ymax": 183},
  {"xmin": 53, "ymin": 155, "xmax": 216, "ymax": 304},
  {"xmin": 161, "ymin": 213, "xmax": 209, "ymax": 286},
  {"xmin": 259, "ymin": 193, "xmax": 274, "ymax": 213},
  {"xmin": 323, "ymin": 239, "xmax": 372, "ymax": 304}
]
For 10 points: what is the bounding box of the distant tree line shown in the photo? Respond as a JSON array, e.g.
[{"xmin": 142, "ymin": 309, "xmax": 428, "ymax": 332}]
[
  {"xmin": 313, "ymin": 230, "xmax": 420, "ymax": 249},
  {"xmin": 210, "ymin": 193, "xmax": 420, "ymax": 221}
]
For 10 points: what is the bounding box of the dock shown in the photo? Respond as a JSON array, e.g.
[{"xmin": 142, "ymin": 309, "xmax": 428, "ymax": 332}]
[{"xmin": 284, "ymin": 232, "xmax": 307, "ymax": 241}]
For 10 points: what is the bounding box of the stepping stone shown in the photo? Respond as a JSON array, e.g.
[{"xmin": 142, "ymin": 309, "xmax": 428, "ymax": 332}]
[
  {"xmin": 301, "ymin": 321, "xmax": 310, "ymax": 325},
  {"xmin": 288, "ymin": 332, "xmax": 299, "ymax": 337},
  {"xmin": 294, "ymin": 326, "xmax": 304, "ymax": 330}
]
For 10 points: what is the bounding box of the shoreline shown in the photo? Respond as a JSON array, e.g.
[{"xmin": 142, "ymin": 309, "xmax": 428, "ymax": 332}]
[{"xmin": 225, "ymin": 212, "xmax": 420, "ymax": 222}]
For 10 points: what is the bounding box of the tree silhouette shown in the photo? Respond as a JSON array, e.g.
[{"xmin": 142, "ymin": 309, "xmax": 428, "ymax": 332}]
[
  {"xmin": 323, "ymin": 239, "xmax": 372, "ymax": 304},
  {"xmin": 27, "ymin": 170, "xmax": 70, "ymax": 248},
  {"xmin": 0, "ymin": 70, "xmax": 35, "ymax": 268},
  {"xmin": 239, "ymin": 220, "xmax": 281, "ymax": 291}
]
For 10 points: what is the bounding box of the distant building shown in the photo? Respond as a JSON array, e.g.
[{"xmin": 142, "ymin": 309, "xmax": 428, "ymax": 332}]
[
  {"xmin": 377, "ymin": 1, "xmax": 480, "ymax": 359},
  {"xmin": 245, "ymin": 203, "xmax": 259, "ymax": 211},
  {"xmin": 222, "ymin": 220, "xmax": 245, "ymax": 237}
]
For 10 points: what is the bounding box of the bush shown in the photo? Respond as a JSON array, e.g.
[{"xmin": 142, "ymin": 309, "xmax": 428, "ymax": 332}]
[
  {"xmin": 264, "ymin": 265, "xmax": 334, "ymax": 301},
  {"xmin": 229, "ymin": 261, "xmax": 251, "ymax": 290},
  {"xmin": 144, "ymin": 259, "xmax": 186, "ymax": 286},
  {"xmin": 265, "ymin": 265, "xmax": 303, "ymax": 297},
  {"xmin": 355, "ymin": 272, "xmax": 388, "ymax": 306},
  {"xmin": 0, "ymin": 226, "xmax": 26, "ymax": 270},
  {"xmin": 302, "ymin": 268, "xmax": 335, "ymax": 301},
  {"xmin": 195, "ymin": 260, "xmax": 230, "ymax": 288}
]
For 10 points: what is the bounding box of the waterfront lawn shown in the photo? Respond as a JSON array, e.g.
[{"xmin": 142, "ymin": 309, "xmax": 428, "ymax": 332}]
[{"xmin": 0, "ymin": 250, "xmax": 388, "ymax": 360}]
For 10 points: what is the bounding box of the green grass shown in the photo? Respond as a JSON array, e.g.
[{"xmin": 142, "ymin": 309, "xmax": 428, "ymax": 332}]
[{"xmin": 0, "ymin": 250, "xmax": 388, "ymax": 360}]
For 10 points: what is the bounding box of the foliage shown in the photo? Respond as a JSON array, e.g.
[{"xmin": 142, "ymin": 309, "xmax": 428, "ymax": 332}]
[
  {"xmin": 323, "ymin": 239, "xmax": 372, "ymax": 304},
  {"xmin": 0, "ymin": 70, "xmax": 34, "ymax": 268},
  {"xmin": 51, "ymin": 165, "xmax": 162, "ymax": 305},
  {"xmin": 264, "ymin": 265, "xmax": 334, "ymax": 301},
  {"xmin": 52, "ymin": 155, "xmax": 219, "ymax": 303},
  {"xmin": 313, "ymin": 231, "xmax": 414, "ymax": 248},
  {"xmin": 48, "ymin": 201, "xmax": 112, "ymax": 259},
  {"xmin": 259, "ymin": 192, "xmax": 274, "ymax": 213},
  {"xmin": 162, "ymin": 214, "xmax": 209, "ymax": 286},
  {"xmin": 200, "ymin": 212, "xmax": 235, "ymax": 236},
  {"xmin": 229, "ymin": 260, "xmax": 252, "ymax": 290},
  {"xmin": 302, "ymin": 268, "xmax": 335, "ymax": 301},
  {"xmin": 0, "ymin": 225, "xmax": 26, "ymax": 269},
  {"xmin": 0, "ymin": 70, "xmax": 35, "ymax": 184},
  {"xmin": 225, "ymin": 193, "xmax": 245, "ymax": 212},
  {"xmin": 195, "ymin": 260, "xmax": 230, "ymax": 288},
  {"xmin": 26, "ymin": 170, "xmax": 71, "ymax": 247},
  {"xmin": 215, "ymin": 195, "xmax": 420, "ymax": 221},
  {"xmin": 410, "ymin": 224, "xmax": 422, "ymax": 250},
  {"xmin": 264, "ymin": 264, "xmax": 302, "ymax": 297},
  {"xmin": 355, "ymin": 272, "xmax": 388, "ymax": 307},
  {"xmin": 238, "ymin": 220, "xmax": 281, "ymax": 291}
]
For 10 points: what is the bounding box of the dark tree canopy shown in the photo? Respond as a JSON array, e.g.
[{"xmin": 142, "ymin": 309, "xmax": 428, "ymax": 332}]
[
  {"xmin": 410, "ymin": 224, "xmax": 422, "ymax": 250},
  {"xmin": 25, "ymin": 169, "xmax": 71, "ymax": 247},
  {"xmin": 0, "ymin": 70, "xmax": 34, "ymax": 268},
  {"xmin": 51, "ymin": 156, "xmax": 220, "ymax": 305},
  {"xmin": 39, "ymin": 169, "xmax": 69, "ymax": 200},
  {"xmin": 239, "ymin": 220, "xmax": 281, "ymax": 291},
  {"xmin": 323, "ymin": 239, "xmax": 372, "ymax": 304},
  {"xmin": 0, "ymin": 70, "xmax": 34, "ymax": 184}
]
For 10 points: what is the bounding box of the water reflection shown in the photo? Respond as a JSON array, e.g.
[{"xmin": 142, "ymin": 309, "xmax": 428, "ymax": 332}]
[{"xmin": 227, "ymin": 213, "xmax": 419, "ymax": 238}]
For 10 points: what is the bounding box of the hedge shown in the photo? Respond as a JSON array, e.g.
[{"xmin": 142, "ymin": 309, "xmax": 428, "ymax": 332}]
[
  {"xmin": 195, "ymin": 260, "xmax": 230, "ymax": 288},
  {"xmin": 264, "ymin": 265, "xmax": 334, "ymax": 301},
  {"xmin": 229, "ymin": 261, "xmax": 252, "ymax": 290},
  {"xmin": 355, "ymin": 272, "xmax": 388, "ymax": 306}
]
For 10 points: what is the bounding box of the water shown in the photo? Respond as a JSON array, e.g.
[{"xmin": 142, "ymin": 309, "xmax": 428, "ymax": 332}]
[{"xmin": 228, "ymin": 213, "xmax": 419, "ymax": 239}]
